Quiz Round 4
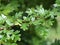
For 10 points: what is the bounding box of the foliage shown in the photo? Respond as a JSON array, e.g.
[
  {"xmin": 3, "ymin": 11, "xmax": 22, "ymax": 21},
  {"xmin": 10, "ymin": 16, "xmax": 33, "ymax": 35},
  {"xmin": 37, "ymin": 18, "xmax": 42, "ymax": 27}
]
[
  {"xmin": 0, "ymin": 0, "xmax": 58, "ymax": 45},
  {"xmin": 0, "ymin": 30, "xmax": 21, "ymax": 45}
]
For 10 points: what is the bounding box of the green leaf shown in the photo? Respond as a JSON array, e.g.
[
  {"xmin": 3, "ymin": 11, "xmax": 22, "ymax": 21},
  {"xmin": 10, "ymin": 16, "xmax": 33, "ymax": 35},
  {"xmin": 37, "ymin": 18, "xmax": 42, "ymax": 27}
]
[{"xmin": 21, "ymin": 23, "xmax": 29, "ymax": 31}]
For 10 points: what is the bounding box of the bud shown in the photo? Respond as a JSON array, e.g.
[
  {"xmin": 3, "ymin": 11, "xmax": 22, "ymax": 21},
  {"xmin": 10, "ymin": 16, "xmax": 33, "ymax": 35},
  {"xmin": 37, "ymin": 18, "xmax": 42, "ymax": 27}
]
[
  {"xmin": 1, "ymin": 14, "xmax": 7, "ymax": 19},
  {"xmin": 0, "ymin": 35, "xmax": 3, "ymax": 38},
  {"xmin": 53, "ymin": 4, "xmax": 58, "ymax": 7},
  {"xmin": 23, "ymin": 16, "xmax": 27, "ymax": 20},
  {"xmin": 31, "ymin": 17, "xmax": 35, "ymax": 21}
]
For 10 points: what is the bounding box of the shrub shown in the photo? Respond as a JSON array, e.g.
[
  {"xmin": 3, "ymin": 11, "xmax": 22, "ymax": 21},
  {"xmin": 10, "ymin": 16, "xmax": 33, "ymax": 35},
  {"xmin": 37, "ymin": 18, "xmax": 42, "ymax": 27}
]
[{"xmin": 0, "ymin": 0, "xmax": 58, "ymax": 45}]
